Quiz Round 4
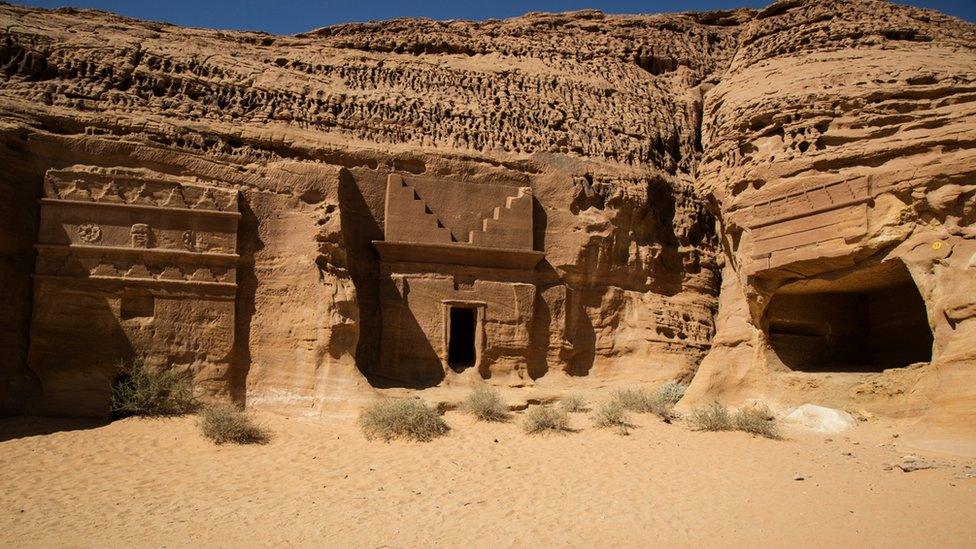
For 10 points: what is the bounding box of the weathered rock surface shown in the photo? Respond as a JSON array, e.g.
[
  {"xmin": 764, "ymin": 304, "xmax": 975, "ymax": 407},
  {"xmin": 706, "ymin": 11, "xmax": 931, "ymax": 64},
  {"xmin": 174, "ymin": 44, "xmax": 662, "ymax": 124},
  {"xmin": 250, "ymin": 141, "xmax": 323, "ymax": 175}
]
[
  {"xmin": 896, "ymin": 455, "xmax": 936, "ymax": 472},
  {"xmin": 682, "ymin": 0, "xmax": 976, "ymax": 434},
  {"xmin": 0, "ymin": 0, "xmax": 972, "ymax": 425}
]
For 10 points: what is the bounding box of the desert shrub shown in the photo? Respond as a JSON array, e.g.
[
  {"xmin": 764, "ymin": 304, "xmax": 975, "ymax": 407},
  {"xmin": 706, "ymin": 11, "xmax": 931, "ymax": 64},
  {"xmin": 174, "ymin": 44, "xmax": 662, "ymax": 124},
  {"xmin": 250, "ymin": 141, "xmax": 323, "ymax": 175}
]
[
  {"xmin": 462, "ymin": 386, "xmax": 510, "ymax": 422},
  {"xmin": 523, "ymin": 405, "xmax": 570, "ymax": 434},
  {"xmin": 198, "ymin": 403, "xmax": 270, "ymax": 445},
  {"xmin": 610, "ymin": 387, "xmax": 654, "ymax": 412},
  {"xmin": 560, "ymin": 394, "xmax": 589, "ymax": 413},
  {"xmin": 690, "ymin": 402, "xmax": 733, "ymax": 432},
  {"xmin": 654, "ymin": 381, "xmax": 688, "ymax": 405},
  {"xmin": 611, "ymin": 386, "xmax": 676, "ymax": 422},
  {"xmin": 649, "ymin": 397, "xmax": 678, "ymax": 423},
  {"xmin": 111, "ymin": 360, "xmax": 196, "ymax": 417},
  {"xmin": 733, "ymin": 406, "xmax": 780, "ymax": 439},
  {"xmin": 359, "ymin": 399, "xmax": 449, "ymax": 442},
  {"xmin": 592, "ymin": 401, "xmax": 633, "ymax": 435}
]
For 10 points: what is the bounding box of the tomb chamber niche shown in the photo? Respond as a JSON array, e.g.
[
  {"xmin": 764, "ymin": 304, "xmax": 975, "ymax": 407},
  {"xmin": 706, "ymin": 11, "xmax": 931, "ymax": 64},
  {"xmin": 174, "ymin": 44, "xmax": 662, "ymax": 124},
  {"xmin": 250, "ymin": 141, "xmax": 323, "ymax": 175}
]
[
  {"xmin": 448, "ymin": 306, "xmax": 477, "ymax": 372},
  {"xmin": 764, "ymin": 260, "xmax": 933, "ymax": 373}
]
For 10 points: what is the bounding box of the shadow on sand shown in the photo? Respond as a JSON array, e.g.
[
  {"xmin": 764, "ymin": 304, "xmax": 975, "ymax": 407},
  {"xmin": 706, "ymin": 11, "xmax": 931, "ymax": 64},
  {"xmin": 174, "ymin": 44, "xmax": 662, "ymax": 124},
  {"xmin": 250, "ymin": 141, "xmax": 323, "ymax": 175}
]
[{"xmin": 0, "ymin": 416, "xmax": 108, "ymax": 443}]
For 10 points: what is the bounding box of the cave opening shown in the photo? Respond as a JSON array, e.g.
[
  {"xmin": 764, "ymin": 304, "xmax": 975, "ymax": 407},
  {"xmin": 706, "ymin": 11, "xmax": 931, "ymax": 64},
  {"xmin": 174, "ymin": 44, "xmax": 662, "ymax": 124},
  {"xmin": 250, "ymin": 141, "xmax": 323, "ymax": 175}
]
[
  {"xmin": 766, "ymin": 260, "xmax": 932, "ymax": 372},
  {"xmin": 448, "ymin": 306, "xmax": 476, "ymax": 372}
]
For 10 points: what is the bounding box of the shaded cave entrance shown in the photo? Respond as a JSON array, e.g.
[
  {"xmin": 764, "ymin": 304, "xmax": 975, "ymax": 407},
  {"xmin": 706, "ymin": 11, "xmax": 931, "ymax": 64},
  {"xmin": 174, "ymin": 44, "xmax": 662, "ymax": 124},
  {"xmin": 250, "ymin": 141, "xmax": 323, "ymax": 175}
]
[
  {"xmin": 447, "ymin": 306, "xmax": 477, "ymax": 372},
  {"xmin": 766, "ymin": 260, "xmax": 932, "ymax": 372}
]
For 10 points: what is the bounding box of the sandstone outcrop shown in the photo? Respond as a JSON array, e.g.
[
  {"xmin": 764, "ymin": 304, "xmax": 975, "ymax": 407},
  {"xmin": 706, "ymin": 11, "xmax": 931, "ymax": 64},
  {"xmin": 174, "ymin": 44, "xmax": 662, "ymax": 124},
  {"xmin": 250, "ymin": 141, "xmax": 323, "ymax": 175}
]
[
  {"xmin": 0, "ymin": 0, "xmax": 972, "ymax": 427},
  {"xmin": 684, "ymin": 0, "xmax": 976, "ymax": 432}
]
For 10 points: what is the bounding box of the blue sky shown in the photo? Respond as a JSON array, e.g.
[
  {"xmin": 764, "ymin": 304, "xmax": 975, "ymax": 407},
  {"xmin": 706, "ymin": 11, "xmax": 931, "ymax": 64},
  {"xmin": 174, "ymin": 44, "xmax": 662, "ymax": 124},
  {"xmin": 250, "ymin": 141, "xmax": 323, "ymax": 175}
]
[{"xmin": 15, "ymin": 0, "xmax": 975, "ymax": 34}]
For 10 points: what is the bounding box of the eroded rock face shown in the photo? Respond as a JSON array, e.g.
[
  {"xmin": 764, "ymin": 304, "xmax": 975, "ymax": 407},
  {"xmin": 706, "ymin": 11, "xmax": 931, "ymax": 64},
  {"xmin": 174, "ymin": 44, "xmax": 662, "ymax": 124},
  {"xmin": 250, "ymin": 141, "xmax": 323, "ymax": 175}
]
[
  {"xmin": 0, "ymin": 0, "xmax": 971, "ymax": 422},
  {"xmin": 685, "ymin": 0, "xmax": 976, "ymax": 427}
]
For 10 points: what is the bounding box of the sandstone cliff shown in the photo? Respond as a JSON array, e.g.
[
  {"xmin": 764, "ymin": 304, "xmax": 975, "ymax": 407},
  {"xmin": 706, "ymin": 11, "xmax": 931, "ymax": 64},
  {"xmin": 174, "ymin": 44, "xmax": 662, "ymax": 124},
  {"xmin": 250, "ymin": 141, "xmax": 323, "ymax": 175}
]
[
  {"xmin": 687, "ymin": 0, "xmax": 976, "ymax": 431},
  {"xmin": 0, "ymin": 0, "xmax": 972, "ymax": 426}
]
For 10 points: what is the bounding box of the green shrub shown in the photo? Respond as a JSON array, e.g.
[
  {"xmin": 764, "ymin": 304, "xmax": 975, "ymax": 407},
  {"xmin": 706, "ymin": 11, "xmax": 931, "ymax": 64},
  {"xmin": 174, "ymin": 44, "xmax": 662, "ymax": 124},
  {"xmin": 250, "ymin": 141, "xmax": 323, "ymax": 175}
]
[
  {"xmin": 611, "ymin": 386, "xmax": 676, "ymax": 422},
  {"xmin": 733, "ymin": 406, "xmax": 780, "ymax": 439},
  {"xmin": 560, "ymin": 394, "xmax": 589, "ymax": 413},
  {"xmin": 690, "ymin": 402, "xmax": 733, "ymax": 432},
  {"xmin": 654, "ymin": 381, "xmax": 688, "ymax": 405},
  {"xmin": 111, "ymin": 360, "xmax": 196, "ymax": 417},
  {"xmin": 359, "ymin": 399, "xmax": 449, "ymax": 442},
  {"xmin": 592, "ymin": 401, "xmax": 633, "ymax": 435},
  {"xmin": 462, "ymin": 386, "xmax": 510, "ymax": 422},
  {"xmin": 523, "ymin": 405, "xmax": 570, "ymax": 434},
  {"xmin": 198, "ymin": 403, "xmax": 270, "ymax": 445}
]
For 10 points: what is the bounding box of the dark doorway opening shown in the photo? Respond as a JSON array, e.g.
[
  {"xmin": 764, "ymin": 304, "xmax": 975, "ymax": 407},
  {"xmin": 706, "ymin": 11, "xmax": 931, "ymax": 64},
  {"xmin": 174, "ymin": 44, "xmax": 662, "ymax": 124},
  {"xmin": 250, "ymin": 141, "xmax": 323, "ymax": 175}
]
[
  {"xmin": 448, "ymin": 307, "xmax": 476, "ymax": 371},
  {"xmin": 766, "ymin": 260, "xmax": 933, "ymax": 372}
]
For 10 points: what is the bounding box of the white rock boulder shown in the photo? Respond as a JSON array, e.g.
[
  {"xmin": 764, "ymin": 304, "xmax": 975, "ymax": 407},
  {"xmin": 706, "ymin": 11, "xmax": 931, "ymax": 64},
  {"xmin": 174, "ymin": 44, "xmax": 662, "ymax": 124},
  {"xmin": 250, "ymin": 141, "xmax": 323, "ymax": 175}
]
[{"xmin": 784, "ymin": 404, "xmax": 858, "ymax": 434}]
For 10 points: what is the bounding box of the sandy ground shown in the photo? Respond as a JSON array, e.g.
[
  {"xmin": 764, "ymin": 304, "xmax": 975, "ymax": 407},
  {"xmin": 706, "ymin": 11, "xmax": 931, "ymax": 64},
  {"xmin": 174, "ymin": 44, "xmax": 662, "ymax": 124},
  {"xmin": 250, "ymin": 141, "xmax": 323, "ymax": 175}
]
[{"xmin": 1, "ymin": 404, "xmax": 975, "ymax": 548}]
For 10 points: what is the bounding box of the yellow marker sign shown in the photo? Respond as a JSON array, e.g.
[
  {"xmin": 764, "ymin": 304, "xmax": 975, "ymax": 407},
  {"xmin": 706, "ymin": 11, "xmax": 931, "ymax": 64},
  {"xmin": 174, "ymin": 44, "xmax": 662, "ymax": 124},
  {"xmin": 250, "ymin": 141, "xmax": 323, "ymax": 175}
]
[{"xmin": 932, "ymin": 241, "xmax": 942, "ymax": 251}]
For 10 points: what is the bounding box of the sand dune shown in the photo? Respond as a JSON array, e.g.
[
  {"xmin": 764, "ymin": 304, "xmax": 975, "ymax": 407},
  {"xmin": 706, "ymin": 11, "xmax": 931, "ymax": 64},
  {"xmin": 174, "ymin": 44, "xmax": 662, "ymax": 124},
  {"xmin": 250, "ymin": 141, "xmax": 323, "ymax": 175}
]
[{"xmin": 1, "ymin": 408, "xmax": 974, "ymax": 548}]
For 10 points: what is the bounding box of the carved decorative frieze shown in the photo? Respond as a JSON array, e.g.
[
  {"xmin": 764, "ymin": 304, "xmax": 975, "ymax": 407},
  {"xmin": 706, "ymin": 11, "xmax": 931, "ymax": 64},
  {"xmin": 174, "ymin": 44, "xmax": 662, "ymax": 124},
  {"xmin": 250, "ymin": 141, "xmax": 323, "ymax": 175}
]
[
  {"xmin": 44, "ymin": 167, "xmax": 238, "ymax": 213},
  {"xmin": 34, "ymin": 166, "xmax": 240, "ymax": 292},
  {"xmin": 381, "ymin": 174, "xmax": 534, "ymax": 250}
]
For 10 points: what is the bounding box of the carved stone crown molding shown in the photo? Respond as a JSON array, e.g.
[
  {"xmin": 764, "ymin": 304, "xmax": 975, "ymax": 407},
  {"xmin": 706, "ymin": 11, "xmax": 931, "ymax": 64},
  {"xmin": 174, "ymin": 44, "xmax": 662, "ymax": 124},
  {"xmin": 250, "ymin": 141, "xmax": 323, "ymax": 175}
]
[{"xmin": 44, "ymin": 167, "xmax": 238, "ymax": 213}]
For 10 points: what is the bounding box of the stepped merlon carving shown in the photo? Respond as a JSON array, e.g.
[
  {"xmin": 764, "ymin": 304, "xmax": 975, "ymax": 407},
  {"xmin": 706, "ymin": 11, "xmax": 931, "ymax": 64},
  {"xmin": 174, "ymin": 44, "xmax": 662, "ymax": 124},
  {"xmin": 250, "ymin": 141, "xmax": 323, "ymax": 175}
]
[
  {"xmin": 383, "ymin": 174, "xmax": 458, "ymax": 244},
  {"xmin": 468, "ymin": 187, "xmax": 533, "ymax": 250},
  {"xmin": 382, "ymin": 173, "xmax": 534, "ymax": 251}
]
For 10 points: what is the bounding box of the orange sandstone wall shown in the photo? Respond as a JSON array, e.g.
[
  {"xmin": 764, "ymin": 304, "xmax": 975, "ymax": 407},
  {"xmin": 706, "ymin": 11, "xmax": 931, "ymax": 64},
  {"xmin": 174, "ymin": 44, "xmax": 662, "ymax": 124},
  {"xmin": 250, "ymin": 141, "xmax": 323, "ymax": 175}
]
[{"xmin": 0, "ymin": 0, "xmax": 972, "ymax": 421}]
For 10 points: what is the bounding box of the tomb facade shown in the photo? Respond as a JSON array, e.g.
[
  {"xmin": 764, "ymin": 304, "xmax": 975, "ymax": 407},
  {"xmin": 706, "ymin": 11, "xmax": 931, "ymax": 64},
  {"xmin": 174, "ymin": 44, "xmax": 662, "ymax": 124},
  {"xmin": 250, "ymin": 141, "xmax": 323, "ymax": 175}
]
[
  {"xmin": 27, "ymin": 167, "xmax": 239, "ymax": 417},
  {"xmin": 373, "ymin": 174, "xmax": 544, "ymax": 386}
]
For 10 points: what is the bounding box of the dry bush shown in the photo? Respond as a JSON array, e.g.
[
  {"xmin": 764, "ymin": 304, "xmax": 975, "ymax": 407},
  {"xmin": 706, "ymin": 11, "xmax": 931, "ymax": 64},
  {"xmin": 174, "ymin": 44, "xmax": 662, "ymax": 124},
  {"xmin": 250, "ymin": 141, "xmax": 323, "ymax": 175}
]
[
  {"xmin": 111, "ymin": 360, "xmax": 196, "ymax": 417},
  {"xmin": 690, "ymin": 402, "xmax": 733, "ymax": 432},
  {"xmin": 523, "ymin": 405, "xmax": 570, "ymax": 434},
  {"xmin": 610, "ymin": 387, "xmax": 654, "ymax": 412},
  {"xmin": 649, "ymin": 397, "xmax": 678, "ymax": 423},
  {"xmin": 654, "ymin": 381, "xmax": 688, "ymax": 405},
  {"xmin": 733, "ymin": 406, "xmax": 780, "ymax": 439},
  {"xmin": 690, "ymin": 402, "xmax": 780, "ymax": 438},
  {"xmin": 359, "ymin": 399, "xmax": 449, "ymax": 442},
  {"xmin": 560, "ymin": 394, "xmax": 589, "ymax": 413},
  {"xmin": 462, "ymin": 386, "xmax": 510, "ymax": 422},
  {"xmin": 198, "ymin": 403, "xmax": 270, "ymax": 445},
  {"xmin": 592, "ymin": 401, "xmax": 633, "ymax": 435},
  {"xmin": 611, "ymin": 386, "xmax": 676, "ymax": 422}
]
